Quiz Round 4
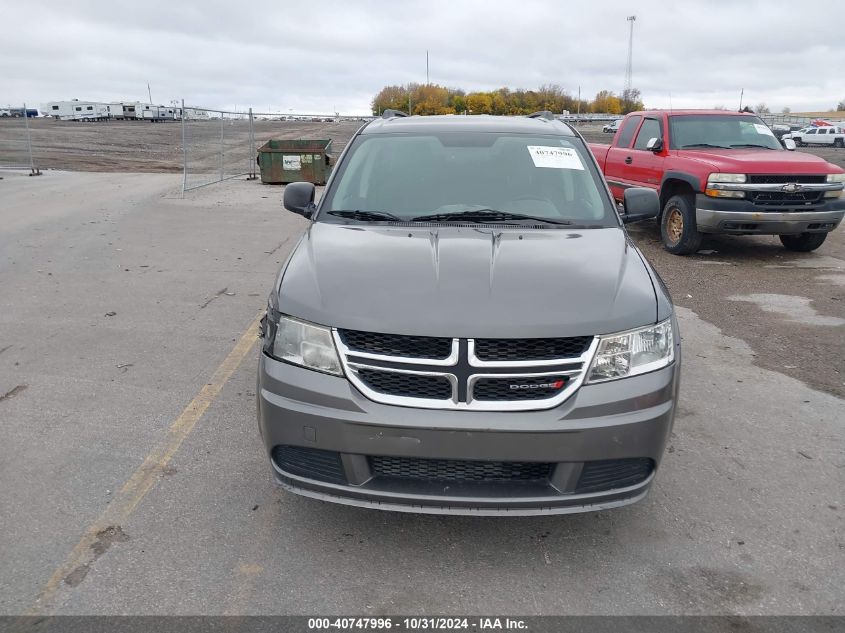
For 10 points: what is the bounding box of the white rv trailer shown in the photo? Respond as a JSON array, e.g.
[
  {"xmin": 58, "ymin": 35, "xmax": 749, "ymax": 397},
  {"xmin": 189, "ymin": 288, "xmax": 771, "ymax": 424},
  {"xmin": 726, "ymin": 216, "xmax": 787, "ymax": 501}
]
[
  {"xmin": 119, "ymin": 102, "xmax": 140, "ymax": 120},
  {"xmin": 173, "ymin": 107, "xmax": 211, "ymax": 120},
  {"xmin": 42, "ymin": 100, "xmax": 112, "ymax": 121},
  {"xmin": 138, "ymin": 104, "xmax": 176, "ymax": 121}
]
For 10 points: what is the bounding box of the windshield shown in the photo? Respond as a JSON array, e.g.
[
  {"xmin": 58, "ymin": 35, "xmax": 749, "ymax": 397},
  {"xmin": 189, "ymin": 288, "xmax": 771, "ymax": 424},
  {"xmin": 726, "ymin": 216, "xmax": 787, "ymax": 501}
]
[
  {"xmin": 319, "ymin": 132, "xmax": 616, "ymax": 227},
  {"xmin": 669, "ymin": 115, "xmax": 782, "ymax": 150}
]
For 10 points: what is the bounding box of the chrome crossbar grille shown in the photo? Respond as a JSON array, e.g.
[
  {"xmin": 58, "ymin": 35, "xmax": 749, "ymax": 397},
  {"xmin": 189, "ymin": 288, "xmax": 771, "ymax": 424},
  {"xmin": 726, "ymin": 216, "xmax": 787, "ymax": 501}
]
[{"xmin": 334, "ymin": 329, "xmax": 597, "ymax": 411}]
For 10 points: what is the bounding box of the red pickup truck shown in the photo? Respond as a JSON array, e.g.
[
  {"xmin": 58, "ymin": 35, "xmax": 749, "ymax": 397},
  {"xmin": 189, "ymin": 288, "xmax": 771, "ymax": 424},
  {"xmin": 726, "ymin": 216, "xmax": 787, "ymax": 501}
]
[{"xmin": 589, "ymin": 110, "xmax": 845, "ymax": 254}]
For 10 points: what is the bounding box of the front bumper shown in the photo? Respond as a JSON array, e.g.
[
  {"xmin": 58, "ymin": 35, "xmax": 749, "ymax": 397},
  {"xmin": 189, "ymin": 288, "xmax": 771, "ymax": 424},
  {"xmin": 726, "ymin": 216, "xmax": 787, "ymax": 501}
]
[
  {"xmin": 257, "ymin": 350, "xmax": 680, "ymax": 516},
  {"xmin": 695, "ymin": 194, "xmax": 845, "ymax": 235}
]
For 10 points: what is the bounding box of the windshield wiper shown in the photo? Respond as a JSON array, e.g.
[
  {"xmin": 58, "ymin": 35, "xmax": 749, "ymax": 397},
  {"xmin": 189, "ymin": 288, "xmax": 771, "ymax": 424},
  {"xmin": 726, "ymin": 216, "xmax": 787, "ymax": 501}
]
[
  {"xmin": 411, "ymin": 209, "xmax": 573, "ymax": 225},
  {"xmin": 327, "ymin": 209, "xmax": 404, "ymax": 222},
  {"xmin": 730, "ymin": 143, "xmax": 776, "ymax": 149},
  {"xmin": 680, "ymin": 143, "xmax": 731, "ymax": 149}
]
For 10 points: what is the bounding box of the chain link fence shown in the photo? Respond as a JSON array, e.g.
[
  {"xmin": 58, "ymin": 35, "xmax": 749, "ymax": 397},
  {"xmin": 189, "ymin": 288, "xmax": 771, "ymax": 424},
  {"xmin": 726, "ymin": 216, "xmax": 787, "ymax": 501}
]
[
  {"xmin": 0, "ymin": 103, "xmax": 41, "ymax": 175},
  {"xmin": 180, "ymin": 103, "xmax": 257, "ymax": 193}
]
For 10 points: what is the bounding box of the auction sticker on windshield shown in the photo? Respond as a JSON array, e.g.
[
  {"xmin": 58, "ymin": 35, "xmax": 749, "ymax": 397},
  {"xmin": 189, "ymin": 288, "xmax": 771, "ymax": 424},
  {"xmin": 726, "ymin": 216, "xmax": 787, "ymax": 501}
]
[
  {"xmin": 753, "ymin": 123, "xmax": 775, "ymax": 136},
  {"xmin": 527, "ymin": 146, "xmax": 584, "ymax": 170}
]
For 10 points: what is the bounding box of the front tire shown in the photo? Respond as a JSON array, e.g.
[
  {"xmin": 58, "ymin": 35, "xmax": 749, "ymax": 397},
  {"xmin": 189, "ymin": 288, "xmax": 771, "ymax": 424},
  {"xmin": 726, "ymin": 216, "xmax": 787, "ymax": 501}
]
[
  {"xmin": 834, "ymin": 138, "xmax": 844, "ymax": 148},
  {"xmin": 660, "ymin": 194, "xmax": 703, "ymax": 255},
  {"xmin": 779, "ymin": 233, "xmax": 827, "ymax": 252}
]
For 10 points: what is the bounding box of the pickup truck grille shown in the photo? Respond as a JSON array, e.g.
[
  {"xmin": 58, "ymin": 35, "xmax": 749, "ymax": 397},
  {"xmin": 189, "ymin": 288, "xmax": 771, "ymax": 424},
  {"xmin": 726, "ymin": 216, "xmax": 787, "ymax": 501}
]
[
  {"xmin": 742, "ymin": 174, "xmax": 830, "ymax": 207},
  {"xmin": 334, "ymin": 329, "xmax": 596, "ymax": 411},
  {"xmin": 746, "ymin": 174, "xmax": 826, "ymax": 184},
  {"xmin": 750, "ymin": 191, "xmax": 824, "ymax": 206}
]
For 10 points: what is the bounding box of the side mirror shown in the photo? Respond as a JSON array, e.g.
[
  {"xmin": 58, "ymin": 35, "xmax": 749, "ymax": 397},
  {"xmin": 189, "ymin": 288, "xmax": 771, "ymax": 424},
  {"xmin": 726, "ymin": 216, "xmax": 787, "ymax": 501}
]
[
  {"xmin": 646, "ymin": 137, "xmax": 663, "ymax": 152},
  {"xmin": 782, "ymin": 138, "xmax": 796, "ymax": 151},
  {"xmin": 283, "ymin": 182, "xmax": 316, "ymax": 218},
  {"xmin": 621, "ymin": 187, "xmax": 660, "ymax": 224}
]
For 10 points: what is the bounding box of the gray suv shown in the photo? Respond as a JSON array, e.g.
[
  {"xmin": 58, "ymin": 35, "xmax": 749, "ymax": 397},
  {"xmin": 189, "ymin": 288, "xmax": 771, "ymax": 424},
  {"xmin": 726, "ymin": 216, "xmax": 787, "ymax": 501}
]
[{"xmin": 257, "ymin": 111, "xmax": 680, "ymax": 515}]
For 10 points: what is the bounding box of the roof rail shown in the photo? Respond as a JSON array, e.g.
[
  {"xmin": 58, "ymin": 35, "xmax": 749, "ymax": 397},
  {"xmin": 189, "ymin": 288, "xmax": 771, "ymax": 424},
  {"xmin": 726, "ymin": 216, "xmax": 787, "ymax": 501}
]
[
  {"xmin": 382, "ymin": 109, "xmax": 409, "ymax": 119},
  {"xmin": 527, "ymin": 111, "xmax": 555, "ymax": 121}
]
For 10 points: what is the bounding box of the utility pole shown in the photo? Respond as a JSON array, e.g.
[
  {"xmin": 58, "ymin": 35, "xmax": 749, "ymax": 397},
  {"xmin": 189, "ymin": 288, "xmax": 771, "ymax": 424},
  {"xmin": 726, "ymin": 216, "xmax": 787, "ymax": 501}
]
[
  {"xmin": 426, "ymin": 50, "xmax": 429, "ymax": 85},
  {"xmin": 147, "ymin": 83, "xmax": 153, "ymax": 104},
  {"xmin": 624, "ymin": 16, "xmax": 636, "ymax": 97}
]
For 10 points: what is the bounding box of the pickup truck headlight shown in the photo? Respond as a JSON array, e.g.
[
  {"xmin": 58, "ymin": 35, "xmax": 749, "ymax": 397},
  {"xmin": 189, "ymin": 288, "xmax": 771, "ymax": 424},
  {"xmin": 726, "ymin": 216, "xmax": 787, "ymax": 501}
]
[
  {"xmin": 705, "ymin": 173, "xmax": 746, "ymax": 198},
  {"xmin": 586, "ymin": 319, "xmax": 675, "ymax": 383},
  {"xmin": 825, "ymin": 173, "xmax": 845, "ymax": 198},
  {"xmin": 263, "ymin": 312, "xmax": 342, "ymax": 376}
]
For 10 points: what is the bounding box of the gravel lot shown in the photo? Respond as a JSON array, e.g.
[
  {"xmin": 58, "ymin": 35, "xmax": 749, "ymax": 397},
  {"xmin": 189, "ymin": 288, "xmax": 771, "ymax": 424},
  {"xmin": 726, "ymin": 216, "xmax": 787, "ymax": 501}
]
[
  {"xmin": 3, "ymin": 118, "xmax": 843, "ymax": 173},
  {"xmin": 0, "ymin": 117, "xmax": 364, "ymax": 173},
  {"xmin": 0, "ymin": 120, "xmax": 843, "ymax": 616},
  {"xmin": 580, "ymin": 125, "xmax": 845, "ymax": 398}
]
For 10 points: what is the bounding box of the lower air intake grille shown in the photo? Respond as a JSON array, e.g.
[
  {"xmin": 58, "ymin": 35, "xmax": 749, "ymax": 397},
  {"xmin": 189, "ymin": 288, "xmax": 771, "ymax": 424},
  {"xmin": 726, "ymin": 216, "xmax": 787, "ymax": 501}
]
[
  {"xmin": 370, "ymin": 456, "xmax": 552, "ymax": 483},
  {"xmin": 575, "ymin": 458, "xmax": 654, "ymax": 493},
  {"xmin": 272, "ymin": 445, "xmax": 346, "ymax": 484},
  {"xmin": 356, "ymin": 368, "xmax": 453, "ymax": 400}
]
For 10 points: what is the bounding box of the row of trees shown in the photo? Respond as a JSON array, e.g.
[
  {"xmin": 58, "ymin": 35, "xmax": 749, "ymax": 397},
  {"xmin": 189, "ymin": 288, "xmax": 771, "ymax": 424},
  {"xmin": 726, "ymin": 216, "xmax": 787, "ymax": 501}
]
[
  {"xmin": 372, "ymin": 83, "xmax": 644, "ymax": 116},
  {"xmin": 374, "ymin": 87, "xmax": 845, "ymax": 118}
]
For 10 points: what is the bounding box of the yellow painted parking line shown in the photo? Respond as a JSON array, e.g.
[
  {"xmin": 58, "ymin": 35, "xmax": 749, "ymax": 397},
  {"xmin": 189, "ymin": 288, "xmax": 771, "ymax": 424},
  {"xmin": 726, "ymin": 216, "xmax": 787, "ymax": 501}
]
[{"xmin": 24, "ymin": 309, "xmax": 265, "ymax": 616}]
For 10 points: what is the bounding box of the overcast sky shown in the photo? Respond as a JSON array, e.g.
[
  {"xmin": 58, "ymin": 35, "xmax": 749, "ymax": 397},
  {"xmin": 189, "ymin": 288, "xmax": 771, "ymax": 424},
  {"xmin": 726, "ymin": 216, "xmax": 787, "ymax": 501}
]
[{"xmin": 2, "ymin": 0, "xmax": 843, "ymax": 115}]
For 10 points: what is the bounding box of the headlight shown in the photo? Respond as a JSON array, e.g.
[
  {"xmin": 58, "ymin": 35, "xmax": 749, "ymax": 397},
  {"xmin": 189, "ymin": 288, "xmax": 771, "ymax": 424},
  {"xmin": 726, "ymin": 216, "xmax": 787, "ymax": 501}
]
[
  {"xmin": 587, "ymin": 319, "xmax": 675, "ymax": 383},
  {"xmin": 705, "ymin": 173, "xmax": 746, "ymax": 198},
  {"xmin": 826, "ymin": 173, "xmax": 845, "ymax": 198},
  {"xmin": 707, "ymin": 173, "xmax": 746, "ymax": 184},
  {"xmin": 263, "ymin": 312, "xmax": 342, "ymax": 375}
]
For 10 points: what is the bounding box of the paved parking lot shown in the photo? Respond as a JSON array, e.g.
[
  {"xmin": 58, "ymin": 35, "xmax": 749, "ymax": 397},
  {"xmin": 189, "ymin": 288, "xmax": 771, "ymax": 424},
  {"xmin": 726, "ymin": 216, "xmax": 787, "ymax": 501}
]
[{"xmin": 1, "ymin": 171, "xmax": 843, "ymax": 616}]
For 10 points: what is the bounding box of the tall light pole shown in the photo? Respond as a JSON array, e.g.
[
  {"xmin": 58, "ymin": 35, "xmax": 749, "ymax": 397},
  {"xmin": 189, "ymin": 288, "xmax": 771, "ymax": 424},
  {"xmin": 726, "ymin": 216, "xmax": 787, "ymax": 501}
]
[
  {"xmin": 624, "ymin": 16, "xmax": 636, "ymax": 97},
  {"xmin": 577, "ymin": 85, "xmax": 581, "ymax": 122},
  {"xmin": 426, "ymin": 50, "xmax": 429, "ymax": 85}
]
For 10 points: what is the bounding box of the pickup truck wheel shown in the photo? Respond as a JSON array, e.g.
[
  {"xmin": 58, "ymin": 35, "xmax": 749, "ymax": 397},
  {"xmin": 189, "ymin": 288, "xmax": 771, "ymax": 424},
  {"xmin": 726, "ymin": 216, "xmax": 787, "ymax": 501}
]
[
  {"xmin": 779, "ymin": 232, "xmax": 827, "ymax": 252},
  {"xmin": 834, "ymin": 138, "xmax": 844, "ymax": 148},
  {"xmin": 660, "ymin": 195, "xmax": 702, "ymax": 255}
]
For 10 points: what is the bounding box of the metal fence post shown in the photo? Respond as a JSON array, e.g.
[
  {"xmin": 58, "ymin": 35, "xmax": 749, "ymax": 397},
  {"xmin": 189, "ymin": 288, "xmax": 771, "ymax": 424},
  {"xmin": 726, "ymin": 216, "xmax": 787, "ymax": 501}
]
[
  {"xmin": 181, "ymin": 99, "xmax": 187, "ymax": 197},
  {"xmin": 22, "ymin": 103, "xmax": 41, "ymax": 176},
  {"xmin": 248, "ymin": 108, "xmax": 256, "ymax": 180},
  {"xmin": 219, "ymin": 111, "xmax": 225, "ymax": 183}
]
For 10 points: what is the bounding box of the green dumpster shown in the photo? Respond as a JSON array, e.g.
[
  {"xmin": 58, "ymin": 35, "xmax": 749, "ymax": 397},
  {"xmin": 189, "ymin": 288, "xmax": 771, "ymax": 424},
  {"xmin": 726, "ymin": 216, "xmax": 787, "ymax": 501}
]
[{"xmin": 257, "ymin": 139, "xmax": 333, "ymax": 185}]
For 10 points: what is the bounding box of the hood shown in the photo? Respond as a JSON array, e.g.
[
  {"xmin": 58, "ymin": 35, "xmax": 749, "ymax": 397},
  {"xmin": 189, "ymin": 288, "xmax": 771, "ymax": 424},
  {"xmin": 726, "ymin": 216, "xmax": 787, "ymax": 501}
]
[
  {"xmin": 674, "ymin": 148, "xmax": 837, "ymax": 174},
  {"xmin": 277, "ymin": 223, "xmax": 658, "ymax": 338}
]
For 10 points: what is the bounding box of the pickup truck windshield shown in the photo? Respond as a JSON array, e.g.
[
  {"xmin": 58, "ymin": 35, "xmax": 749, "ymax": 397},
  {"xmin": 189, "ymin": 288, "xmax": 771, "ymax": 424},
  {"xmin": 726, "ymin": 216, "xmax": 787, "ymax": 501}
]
[
  {"xmin": 669, "ymin": 115, "xmax": 782, "ymax": 150},
  {"xmin": 320, "ymin": 132, "xmax": 615, "ymax": 226}
]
